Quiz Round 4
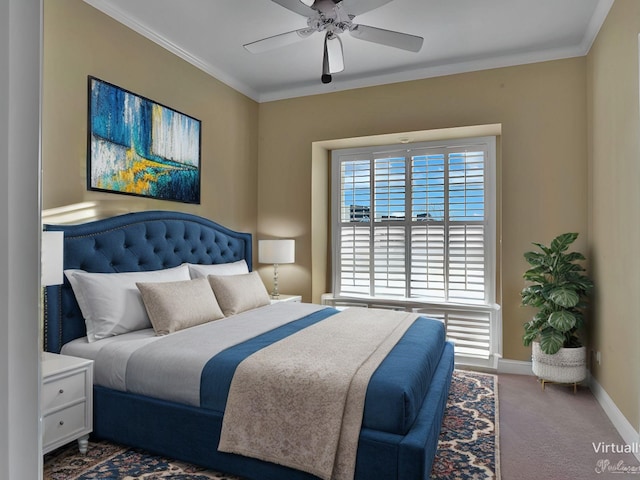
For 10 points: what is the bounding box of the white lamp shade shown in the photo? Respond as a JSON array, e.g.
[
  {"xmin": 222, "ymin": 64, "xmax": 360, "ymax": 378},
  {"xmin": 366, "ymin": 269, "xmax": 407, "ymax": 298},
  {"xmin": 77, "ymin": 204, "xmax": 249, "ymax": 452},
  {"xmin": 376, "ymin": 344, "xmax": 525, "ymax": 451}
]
[
  {"xmin": 42, "ymin": 231, "xmax": 64, "ymax": 286},
  {"xmin": 259, "ymin": 239, "xmax": 295, "ymax": 264}
]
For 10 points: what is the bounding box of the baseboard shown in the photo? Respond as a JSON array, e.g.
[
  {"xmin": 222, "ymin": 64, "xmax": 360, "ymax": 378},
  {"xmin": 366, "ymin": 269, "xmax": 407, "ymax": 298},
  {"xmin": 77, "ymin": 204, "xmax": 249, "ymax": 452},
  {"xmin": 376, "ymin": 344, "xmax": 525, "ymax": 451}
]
[
  {"xmin": 589, "ymin": 376, "xmax": 640, "ymax": 463},
  {"xmin": 497, "ymin": 358, "xmax": 533, "ymax": 375}
]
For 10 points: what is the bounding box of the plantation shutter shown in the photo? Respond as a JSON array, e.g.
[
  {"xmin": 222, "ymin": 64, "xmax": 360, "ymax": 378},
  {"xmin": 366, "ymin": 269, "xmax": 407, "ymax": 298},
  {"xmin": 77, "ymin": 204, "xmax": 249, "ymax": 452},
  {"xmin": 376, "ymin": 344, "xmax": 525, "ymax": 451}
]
[
  {"xmin": 339, "ymin": 157, "xmax": 372, "ymax": 296},
  {"xmin": 410, "ymin": 151, "xmax": 446, "ymax": 301},
  {"xmin": 373, "ymin": 155, "xmax": 406, "ymax": 297},
  {"xmin": 446, "ymin": 149, "xmax": 486, "ymax": 303},
  {"xmin": 332, "ymin": 137, "xmax": 497, "ymax": 363}
]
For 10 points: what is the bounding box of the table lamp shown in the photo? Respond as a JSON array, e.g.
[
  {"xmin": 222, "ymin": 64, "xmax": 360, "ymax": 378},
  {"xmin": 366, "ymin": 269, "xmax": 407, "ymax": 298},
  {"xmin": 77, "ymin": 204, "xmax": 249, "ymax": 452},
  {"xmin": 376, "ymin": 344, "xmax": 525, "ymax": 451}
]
[{"xmin": 258, "ymin": 239, "xmax": 295, "ymax": 299}]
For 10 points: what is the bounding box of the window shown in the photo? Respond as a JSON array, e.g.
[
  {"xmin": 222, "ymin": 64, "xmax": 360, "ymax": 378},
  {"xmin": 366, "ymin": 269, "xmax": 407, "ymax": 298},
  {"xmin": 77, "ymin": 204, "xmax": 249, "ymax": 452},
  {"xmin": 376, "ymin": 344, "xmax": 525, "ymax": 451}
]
[{"xmin": 331, "ymin": 136, "xmax": 499, "ymax": 366}]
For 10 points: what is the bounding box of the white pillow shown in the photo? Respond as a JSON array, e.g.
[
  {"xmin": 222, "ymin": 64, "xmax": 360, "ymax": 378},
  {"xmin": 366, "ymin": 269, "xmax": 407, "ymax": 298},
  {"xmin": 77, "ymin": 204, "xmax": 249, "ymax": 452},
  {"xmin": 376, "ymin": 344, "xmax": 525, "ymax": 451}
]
[
  {"xmin": 137, "ymin": 278, "xmax": 225, "ymax": 335},
  {"xmin": 65, "ymin": 264, "xmax": 190, "ymax": 342},
  {"xmin": 207, "ymin": 271, "xmax": 270, "ymax": 316},
  {"xmin": 188, "ymin": 260, "xmax": 249, "ymax": 279}
]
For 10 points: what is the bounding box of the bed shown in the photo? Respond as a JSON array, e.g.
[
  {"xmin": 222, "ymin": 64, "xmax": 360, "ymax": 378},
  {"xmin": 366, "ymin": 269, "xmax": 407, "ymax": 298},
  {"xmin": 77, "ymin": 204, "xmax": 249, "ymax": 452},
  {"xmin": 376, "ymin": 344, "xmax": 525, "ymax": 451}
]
[{"xmin": 43, "ymin": 210, "xmax": 454, "ymax": 480}]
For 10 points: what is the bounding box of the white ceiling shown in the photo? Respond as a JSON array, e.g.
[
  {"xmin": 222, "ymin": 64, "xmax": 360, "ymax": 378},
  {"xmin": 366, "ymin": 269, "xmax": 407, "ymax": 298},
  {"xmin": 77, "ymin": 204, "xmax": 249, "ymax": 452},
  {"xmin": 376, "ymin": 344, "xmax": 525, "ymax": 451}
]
[{"xmin": 83, "ymin": 0, "xmax": 613, "ymax": 103}]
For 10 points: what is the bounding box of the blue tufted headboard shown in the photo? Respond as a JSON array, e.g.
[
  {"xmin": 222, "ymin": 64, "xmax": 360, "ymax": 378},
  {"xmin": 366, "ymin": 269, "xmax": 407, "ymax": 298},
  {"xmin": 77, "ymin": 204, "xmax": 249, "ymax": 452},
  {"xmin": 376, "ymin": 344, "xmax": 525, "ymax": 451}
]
[{"xmin": 43, "ymin": 210, "xmax": 252, "ymax": 353}]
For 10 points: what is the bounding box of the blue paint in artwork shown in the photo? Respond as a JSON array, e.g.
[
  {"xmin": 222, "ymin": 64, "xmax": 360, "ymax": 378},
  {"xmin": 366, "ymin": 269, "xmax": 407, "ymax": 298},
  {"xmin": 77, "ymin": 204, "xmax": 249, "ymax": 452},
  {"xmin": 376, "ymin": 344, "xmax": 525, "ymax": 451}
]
[{"xmin": 89, "ymin": 78, "xmax": 201, "ymax": 203}]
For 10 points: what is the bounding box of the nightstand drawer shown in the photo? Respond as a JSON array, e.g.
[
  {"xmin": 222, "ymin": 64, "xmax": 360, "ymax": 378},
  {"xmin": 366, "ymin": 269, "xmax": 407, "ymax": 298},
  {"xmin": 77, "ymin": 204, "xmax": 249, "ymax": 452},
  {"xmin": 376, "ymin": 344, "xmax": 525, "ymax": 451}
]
[
  {"xmin": 42, "ymin": 370, "xmax": 87, "ymax": 412},
  {"xmin": 43, "ymin": 402, "xmax": 87, "ymax": 447},
  {"xmin": 41, "ymin": 353, "xmax": 93, "ymax": 454}
]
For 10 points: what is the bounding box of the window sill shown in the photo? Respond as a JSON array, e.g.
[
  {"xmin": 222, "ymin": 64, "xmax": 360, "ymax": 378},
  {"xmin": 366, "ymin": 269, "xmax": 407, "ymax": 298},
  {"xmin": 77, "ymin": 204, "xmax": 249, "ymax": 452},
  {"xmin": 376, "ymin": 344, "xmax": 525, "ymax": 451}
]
[{"xmin": 321, "ymin": 294, "xmax": 500, "ymax": 313}]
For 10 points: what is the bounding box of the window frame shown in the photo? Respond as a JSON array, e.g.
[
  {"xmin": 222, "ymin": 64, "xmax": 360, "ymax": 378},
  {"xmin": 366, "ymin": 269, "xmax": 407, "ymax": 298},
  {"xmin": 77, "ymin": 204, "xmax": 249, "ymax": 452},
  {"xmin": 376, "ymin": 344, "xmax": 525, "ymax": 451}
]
[{"xmin": 330, "ymin": 136, "xmax": 499, "ymax": 366}]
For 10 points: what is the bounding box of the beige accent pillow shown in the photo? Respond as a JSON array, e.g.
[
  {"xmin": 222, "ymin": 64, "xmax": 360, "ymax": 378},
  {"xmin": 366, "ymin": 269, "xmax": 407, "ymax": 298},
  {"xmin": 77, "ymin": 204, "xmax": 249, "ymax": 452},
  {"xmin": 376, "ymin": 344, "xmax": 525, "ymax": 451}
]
[
  {"xmin": 136, "ymin": 278, "xmax": 225, "ymax": 335},
  {"xmin": 207, "ymin": 271, "xmax": 270, "ymax": 316}
]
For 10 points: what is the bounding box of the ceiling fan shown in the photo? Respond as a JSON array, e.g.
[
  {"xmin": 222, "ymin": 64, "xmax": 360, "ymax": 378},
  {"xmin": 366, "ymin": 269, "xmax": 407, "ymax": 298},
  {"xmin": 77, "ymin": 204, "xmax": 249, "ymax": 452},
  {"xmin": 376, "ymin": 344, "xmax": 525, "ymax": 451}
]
[{"xmin": 243, "ymin": 0, "xmax": 424, "ymax": 84}]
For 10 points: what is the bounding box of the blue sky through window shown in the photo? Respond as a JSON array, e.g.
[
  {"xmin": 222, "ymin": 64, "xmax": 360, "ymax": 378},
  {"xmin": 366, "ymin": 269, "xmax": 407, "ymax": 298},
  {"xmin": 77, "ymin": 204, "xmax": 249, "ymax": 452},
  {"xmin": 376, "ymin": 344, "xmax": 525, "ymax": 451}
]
[{"xmin": 341, "ymin": 151, "xmax": 484, "ymax": 222}]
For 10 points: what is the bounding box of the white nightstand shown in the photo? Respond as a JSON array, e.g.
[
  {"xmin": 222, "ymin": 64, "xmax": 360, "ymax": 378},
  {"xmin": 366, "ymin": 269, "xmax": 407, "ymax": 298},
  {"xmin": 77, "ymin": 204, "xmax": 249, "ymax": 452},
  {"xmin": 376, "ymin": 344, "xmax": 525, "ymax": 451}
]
[
  {"xmin": 41, "ymin": 352, "xmax": 93, "ymax": 455},
  {"xmin": 270, "ymin": 294, "xmax": 302, "ymax": 304}
]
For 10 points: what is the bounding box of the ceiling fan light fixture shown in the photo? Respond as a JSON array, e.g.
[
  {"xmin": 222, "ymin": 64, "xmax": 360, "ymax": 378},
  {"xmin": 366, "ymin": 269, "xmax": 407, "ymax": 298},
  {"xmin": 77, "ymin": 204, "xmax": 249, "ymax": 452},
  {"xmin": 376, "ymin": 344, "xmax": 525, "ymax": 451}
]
[
  {"xmin": 321, "ymin": 37, "xmax": 332, "ymax": 83},
  {"xmin": 325, "ymin": 33, "xmax": 344, "ymax": 73}
]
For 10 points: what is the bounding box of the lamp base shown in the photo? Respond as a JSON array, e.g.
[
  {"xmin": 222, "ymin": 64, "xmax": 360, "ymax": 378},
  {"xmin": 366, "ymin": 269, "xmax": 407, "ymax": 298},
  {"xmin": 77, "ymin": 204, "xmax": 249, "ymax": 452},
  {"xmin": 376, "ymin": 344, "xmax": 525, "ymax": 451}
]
[{"xmin": 271, "ymin": 263, "xmax": 280, "ymax": 299}]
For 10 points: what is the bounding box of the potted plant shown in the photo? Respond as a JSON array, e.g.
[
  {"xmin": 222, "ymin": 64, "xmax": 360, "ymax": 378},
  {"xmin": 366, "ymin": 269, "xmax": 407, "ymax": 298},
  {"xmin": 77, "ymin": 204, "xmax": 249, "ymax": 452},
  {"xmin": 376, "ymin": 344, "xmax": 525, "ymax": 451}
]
[{"xmin": 520, "ymin": 232, "xmax": 594, "ymax": 384}]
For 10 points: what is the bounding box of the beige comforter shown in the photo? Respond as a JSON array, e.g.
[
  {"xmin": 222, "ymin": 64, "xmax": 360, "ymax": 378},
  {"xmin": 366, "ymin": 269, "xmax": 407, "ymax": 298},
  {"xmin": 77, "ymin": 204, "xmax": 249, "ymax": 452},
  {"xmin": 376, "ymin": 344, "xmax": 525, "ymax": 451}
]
[{"xmin": 218, "ymin": 307, "xmax": 419, "ymax": 480}]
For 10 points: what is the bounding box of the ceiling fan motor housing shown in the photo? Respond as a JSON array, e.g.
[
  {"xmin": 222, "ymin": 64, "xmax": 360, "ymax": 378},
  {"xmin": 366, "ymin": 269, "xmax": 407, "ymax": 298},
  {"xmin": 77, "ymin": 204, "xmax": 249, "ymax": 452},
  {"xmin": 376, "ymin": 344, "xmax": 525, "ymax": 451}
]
[{"xmin": 306, "ymin": 1, "xmax": 354, "ymax": 35}]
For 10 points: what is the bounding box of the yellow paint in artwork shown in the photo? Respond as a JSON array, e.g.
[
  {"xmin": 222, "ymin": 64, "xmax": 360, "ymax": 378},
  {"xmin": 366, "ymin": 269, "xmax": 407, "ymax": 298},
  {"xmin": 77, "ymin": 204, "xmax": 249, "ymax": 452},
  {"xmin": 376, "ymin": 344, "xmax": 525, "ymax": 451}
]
[{"xmin": 96, "ymin": 146, "xmax": 181, "ymax": 195}]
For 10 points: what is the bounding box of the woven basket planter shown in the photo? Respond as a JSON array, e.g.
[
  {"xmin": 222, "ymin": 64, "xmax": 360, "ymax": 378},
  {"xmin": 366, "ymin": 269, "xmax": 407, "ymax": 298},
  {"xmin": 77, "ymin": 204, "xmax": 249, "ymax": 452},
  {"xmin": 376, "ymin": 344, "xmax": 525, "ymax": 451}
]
[{"xmin": 531, "ymin": 341, "xmax": 586, "ymax": 384}]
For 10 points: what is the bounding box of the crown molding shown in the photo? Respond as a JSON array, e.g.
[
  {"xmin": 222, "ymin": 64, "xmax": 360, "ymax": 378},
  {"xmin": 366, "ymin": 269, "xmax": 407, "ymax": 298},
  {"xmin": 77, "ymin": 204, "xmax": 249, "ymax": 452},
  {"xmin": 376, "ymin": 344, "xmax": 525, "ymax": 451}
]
[{"xmin": 83, "ymin": 0, "xmax": 614, "ymax": 104}]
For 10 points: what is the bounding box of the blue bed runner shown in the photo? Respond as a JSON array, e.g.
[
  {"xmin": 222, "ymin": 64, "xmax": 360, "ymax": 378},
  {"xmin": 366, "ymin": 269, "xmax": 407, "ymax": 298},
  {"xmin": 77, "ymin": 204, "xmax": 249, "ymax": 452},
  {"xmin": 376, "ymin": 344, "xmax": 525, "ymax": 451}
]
[{"xmin": 200, "ymin": 307, "xmax": 446, "ymax": 436}]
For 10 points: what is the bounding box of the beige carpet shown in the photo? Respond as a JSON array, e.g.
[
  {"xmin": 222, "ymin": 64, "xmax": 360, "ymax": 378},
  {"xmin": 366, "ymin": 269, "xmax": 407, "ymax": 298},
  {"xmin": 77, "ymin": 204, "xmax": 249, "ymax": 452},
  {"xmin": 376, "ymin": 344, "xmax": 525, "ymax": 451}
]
[{"xmin": 498, "ymin": 373, "xmax": 640, "ymax": 479}]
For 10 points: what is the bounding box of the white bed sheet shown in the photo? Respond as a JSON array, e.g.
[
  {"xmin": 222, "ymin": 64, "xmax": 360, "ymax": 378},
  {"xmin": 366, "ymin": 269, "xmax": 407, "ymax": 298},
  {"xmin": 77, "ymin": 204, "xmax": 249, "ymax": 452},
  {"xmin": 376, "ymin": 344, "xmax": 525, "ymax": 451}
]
[{"xmin": 61, "ymin": 302, "xmax": 328, "ymax": 407}]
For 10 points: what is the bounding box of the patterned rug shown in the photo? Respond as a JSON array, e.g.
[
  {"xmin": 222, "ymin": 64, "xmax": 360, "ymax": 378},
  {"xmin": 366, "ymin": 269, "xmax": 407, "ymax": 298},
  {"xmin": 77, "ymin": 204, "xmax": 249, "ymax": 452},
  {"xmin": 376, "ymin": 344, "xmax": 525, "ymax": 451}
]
[
  {"xmin": 43, "ymin": 370, "xmax": 499, "ymax": 480},
  {"xmin": 430, "ymin": 370, "xmax": 500, "ymax": 480}
]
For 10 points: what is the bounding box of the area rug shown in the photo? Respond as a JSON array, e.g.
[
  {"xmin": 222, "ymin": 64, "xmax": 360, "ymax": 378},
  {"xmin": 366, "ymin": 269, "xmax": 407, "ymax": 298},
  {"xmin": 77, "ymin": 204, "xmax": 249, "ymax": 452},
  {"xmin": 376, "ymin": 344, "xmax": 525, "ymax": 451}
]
[
  {"xmin": 43, "ymin": 370, "xmax": 499, "ymax": 480},
  {"xmin": 430, "ymin": 370, "xmax": 500, "ymax": 480}
]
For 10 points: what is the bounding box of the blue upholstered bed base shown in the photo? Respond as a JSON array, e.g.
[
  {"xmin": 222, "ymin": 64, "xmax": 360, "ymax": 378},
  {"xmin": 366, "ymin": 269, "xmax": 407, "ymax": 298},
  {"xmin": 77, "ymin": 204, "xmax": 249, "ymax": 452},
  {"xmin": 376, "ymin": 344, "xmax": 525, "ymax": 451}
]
[
  {"xmin": 93, "ymin": 342, "xmax": 454, "ymax": 480},
  {"xmin": 43, "ymin": 210, "xmax": 454, "ymax": 480}
]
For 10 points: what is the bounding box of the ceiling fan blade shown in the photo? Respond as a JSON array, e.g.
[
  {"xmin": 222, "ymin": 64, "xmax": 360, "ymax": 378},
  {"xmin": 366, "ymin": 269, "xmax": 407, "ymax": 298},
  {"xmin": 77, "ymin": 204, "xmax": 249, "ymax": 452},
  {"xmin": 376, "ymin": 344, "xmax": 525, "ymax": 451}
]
[
  {"xmin": 244, "ymin": 28, "xmax": 315, "ymax": 54},
  {"xmin": 270, "ymin": 0, "xmax": 316, "ymax": 17},
  {"xmin": 339, "ymin": 0, "xmax": 393, "ymax": 16},
  {"xmin": 349, "ymin": 24, "xmax": 423, "ymax": 52},
  {"xmin": 325, "ymin": 33, "xmax": 344, "ymax": 74}
]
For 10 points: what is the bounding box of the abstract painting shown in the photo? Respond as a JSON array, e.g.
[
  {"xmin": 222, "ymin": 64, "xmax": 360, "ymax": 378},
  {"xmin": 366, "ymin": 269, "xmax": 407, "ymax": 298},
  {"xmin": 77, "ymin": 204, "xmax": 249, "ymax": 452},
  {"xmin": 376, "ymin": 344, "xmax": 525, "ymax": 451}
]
[{"xmin": 88, "ymin": 77, "xmax": 201, "ymax": 203}]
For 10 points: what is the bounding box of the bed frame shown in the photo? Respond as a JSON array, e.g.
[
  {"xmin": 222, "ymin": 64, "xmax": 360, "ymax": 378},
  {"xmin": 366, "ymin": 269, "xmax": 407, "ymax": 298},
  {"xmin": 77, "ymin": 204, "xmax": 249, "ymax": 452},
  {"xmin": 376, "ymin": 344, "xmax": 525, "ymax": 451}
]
[{"xmin": 43, "ymin": 210, "xmax": 454, "ymax": 480}]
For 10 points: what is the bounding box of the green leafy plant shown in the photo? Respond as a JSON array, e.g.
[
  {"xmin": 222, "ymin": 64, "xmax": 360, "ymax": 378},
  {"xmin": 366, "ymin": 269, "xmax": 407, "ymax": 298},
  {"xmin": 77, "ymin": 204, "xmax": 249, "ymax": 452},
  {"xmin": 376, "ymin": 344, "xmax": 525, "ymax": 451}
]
[{"xmin": 521, "ymin": 232, "xmax": 594, "ymax": 355}]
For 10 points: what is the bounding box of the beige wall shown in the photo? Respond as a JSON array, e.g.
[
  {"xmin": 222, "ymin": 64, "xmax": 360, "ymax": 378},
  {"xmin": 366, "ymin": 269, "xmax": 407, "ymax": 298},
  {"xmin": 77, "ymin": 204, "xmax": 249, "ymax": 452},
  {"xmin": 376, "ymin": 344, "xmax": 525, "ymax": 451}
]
[
  {"xmin": 258, "ymin": 58, "xmax": 589, "ymax": 363},
  {"xmin": 587, "ymin": 0, "xmax": 640, "ymax": 430},
  {"xmin": 42, "ymin": 0, "xmax": 259, "ymax": 235}
]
